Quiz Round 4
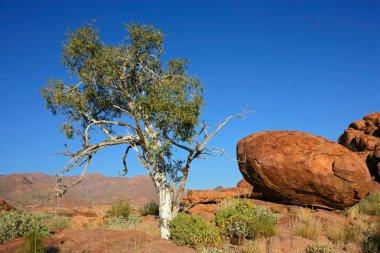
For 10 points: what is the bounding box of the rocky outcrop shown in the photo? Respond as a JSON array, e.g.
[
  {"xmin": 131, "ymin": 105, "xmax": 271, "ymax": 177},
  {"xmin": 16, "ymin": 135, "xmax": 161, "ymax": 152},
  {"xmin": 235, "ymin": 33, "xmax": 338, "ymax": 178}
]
[
  {"xmin": 183, "ymin": 179, "xmax": 259, "ymax": 216},
  {"xmin": 182, "ymin": 179, "xmax": 255, "ymax": 206},
  {"xmin": 237, "ymin": 131, "xmax": 372, "ymax": 209},
  {"xmin": 338, "ymin": 112, "xmax": 380, "ymax": 182},
  {"xmin": 0, "ymin": 199, "xmax": 15, "ymax": 211}
]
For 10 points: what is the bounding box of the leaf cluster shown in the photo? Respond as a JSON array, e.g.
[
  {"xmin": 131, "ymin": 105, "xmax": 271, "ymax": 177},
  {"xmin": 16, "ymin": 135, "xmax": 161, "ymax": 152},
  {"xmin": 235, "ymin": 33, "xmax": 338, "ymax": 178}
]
[
  {"xmin": 213, "ymin": 200, "xmax": 278, "ymax": 239},
  {"xmin": 140, "ymin": 201, "xmax": 159, "ymax": 216},
  {"xmin": 106, "ymin": 200, "xmax": 131, "ymax": 218},
  {"xmin": 0, "ymin": 211, "xmax": 50, "ymax": 244},
  {"xmin": 169, "ymin": 212, "xmax": 220, "ymax": 247},
  {"xmin": 41, "ymin": 22, "xmax": 204, "ymax": 143}
]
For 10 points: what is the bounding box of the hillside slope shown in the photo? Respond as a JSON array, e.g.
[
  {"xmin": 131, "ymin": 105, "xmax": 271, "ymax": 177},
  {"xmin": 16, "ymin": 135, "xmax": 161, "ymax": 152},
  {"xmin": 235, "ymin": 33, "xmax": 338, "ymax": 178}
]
[{"xmin": 0, "ymin": 173, "xmax": 157, "ymax": 208}]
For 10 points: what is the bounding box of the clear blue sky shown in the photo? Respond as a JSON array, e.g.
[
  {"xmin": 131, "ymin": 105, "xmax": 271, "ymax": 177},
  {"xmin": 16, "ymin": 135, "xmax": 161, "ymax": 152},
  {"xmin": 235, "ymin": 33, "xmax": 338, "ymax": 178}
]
[{"xmin": 0, "ymin": 0, "xmax": 379, "ymax": 189}]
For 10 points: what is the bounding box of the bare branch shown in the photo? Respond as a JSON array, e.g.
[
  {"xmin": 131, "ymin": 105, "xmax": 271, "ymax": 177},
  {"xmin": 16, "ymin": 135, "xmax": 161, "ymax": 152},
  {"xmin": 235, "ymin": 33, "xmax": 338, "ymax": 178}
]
[
  {"xmin": 164, "ymin": 132, "xmax": 193, "ymax": 153},
  {"xmin": 54, "ymin": 134, "xmax": 139, "ymax": 198},
  {"xmin": 119, "ymin": 145, "xmax": 132, "ymax": 176}
]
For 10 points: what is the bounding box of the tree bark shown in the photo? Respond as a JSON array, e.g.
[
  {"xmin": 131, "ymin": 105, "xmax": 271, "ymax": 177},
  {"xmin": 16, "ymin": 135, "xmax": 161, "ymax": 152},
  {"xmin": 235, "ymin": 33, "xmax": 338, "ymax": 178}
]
[{"xmin": 156, "ymin": 171, "xmax": 173, "ymax": 239}]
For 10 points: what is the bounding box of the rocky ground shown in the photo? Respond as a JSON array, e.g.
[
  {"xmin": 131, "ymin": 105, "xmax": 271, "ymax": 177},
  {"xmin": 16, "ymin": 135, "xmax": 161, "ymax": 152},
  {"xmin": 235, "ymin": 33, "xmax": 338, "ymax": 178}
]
[
  {"xmin": 1, "ymin": 112, "xmax": 380, "ymax": 252},
  {"xmin": 1, "ymin": 190, "xmax": 379, "ymax": 253}
]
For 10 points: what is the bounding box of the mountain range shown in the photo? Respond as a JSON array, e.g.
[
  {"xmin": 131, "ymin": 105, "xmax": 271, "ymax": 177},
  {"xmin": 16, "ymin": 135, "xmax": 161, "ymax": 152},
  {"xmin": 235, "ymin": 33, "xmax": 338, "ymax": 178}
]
[{"xmin": 0, "ymin": 173, "xmax": 157, "ymax": 209}]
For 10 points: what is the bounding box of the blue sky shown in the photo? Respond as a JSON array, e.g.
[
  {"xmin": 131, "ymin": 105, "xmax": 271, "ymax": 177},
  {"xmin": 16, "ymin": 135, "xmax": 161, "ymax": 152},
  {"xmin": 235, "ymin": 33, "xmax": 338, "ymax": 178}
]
[{"xmin": 0, "ymin": 0, "xmax": 379, "ymax": 189}]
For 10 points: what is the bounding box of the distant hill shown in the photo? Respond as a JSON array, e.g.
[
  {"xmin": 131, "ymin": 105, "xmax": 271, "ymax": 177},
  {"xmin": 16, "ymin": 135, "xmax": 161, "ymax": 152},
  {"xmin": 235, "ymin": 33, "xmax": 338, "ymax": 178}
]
[{"xmin": 0, "ymin": 173, "xmax": 157, "ymax": 209}]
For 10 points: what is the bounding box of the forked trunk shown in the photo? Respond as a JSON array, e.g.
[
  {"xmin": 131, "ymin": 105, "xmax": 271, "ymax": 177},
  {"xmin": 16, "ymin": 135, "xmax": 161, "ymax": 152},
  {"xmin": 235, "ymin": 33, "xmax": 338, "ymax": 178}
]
[{"xmin": 158, "ymin": 184, "xmax": 172, "ymax": 239}]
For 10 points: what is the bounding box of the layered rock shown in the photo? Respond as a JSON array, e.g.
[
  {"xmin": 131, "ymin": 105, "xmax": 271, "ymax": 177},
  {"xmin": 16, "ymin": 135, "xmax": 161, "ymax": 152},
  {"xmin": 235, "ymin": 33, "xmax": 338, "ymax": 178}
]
[
  {"xmin": 338, "ymin": 112, "xmax": 380, "ymax": 182},
  {"xmin": 237, "ymin": 131, "xmax": 372, "ymax": 209},
  {"xmin": 183, "ymin": 179, "xmax": 254, "ymax": 206},
  {"xmin": 183, "ymin": 179, "xmax": 258, "ymax": 216}
]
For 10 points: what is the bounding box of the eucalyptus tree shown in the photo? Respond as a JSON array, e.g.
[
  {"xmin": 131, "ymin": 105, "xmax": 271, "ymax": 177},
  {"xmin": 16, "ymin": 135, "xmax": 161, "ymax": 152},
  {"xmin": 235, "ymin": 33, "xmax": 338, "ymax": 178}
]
[{"xmin": 41, "ymin": 23, "xmax": 238, "ymax": 239}]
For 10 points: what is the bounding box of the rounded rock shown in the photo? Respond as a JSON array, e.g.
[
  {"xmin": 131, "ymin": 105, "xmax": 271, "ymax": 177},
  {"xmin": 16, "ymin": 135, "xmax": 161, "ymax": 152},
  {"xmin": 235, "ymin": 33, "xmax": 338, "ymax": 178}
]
[{"xmin": 237, "ymin": 131, "xmax": 372, "ymax": 209}]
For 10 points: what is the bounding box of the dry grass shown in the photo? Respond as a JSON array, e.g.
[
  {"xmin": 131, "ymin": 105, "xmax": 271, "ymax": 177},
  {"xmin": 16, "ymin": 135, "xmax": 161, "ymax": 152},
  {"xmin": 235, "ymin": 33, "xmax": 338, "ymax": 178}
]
[
  {"xmin": 325, "ymin": 222, "xmax": 346, "ymax": 244},
  {"xmin": 217, "ymin": 198, "xmax": 241, "ymax": 210},
  {"xmin": 134, "ymin": 216, "xmax": 160, "ymax": 239},
  {"xmin": 291, "ymin": 208, "xmax": 321, "ymax": 240},
  {"xmin": 268, "ymin": 204, "xmax": 288, "ymax": 214},
  {"xmin": 245, "ymin": 237, "xmax": 268, "ymax": 253},
  {"xmin": 344, "ymin": 219, "xmax": 369, "ymax": 245}
]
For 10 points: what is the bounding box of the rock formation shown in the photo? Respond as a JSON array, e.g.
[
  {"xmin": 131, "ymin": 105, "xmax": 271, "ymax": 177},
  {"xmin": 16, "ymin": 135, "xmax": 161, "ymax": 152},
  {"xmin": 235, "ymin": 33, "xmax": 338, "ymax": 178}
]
[
  {"xmin": 183, "ymin": 179, "xmax": 259, "ymax": 216},
  {"xmin": 338, "ymin": 112, "xmax": 380, "ymax": 182},
  {"xmin": 237, "ymin": 131, "xmax": 372, "ymax": 209},
  {"xmin": 183, "ymin": 179, "xmax": 254, "ymax": 206},
  {"xmin": 0, "ymin": 199, "xmax": 15, "ymax": 211}
]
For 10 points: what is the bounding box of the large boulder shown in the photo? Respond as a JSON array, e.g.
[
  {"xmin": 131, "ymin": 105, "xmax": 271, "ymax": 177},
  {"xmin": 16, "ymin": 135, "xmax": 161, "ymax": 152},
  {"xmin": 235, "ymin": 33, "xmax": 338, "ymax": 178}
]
[
  {"xmin": 338, "ymin": 112, "xmax": 380, "ymax": 182},
  {"xmin": 237, "ymin": 131, "xmax": 372, "ymax": 209}
]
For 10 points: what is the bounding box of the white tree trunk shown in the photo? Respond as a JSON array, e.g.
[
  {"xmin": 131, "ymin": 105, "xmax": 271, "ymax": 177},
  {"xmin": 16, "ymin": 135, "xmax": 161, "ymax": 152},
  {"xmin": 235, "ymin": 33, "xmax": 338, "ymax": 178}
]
[
  {"xmin": 154, "ymin": 170, "xmax": 173, "ymax": 239},
  {"xmin": 158, "ymin": 184, "xmax": 172, "ymax": 239}
]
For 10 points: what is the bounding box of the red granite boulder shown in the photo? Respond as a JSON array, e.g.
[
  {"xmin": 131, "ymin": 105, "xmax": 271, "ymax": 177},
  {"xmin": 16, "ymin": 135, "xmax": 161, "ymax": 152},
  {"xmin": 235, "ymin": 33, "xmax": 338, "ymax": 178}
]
[
  {"xmin": 237, "ymin": 131, "xmax": 372, "ymax": 209},
  {"xmin": 338, "ymin": 112, "xmax": 380, "ymax": 182}
]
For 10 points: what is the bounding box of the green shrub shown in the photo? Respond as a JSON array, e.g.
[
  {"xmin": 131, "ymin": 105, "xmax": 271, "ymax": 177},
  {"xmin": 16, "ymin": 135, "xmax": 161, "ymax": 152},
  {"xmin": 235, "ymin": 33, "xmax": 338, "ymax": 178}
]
[
  {"xmin": 169, "ymin": 213, "xmax": 220, "ymax": 247},
  {"xmin": 107, "ymin": 214, "xmax": 141, "ymax": 230},
  {"xmin": 305, "ymin": 242, "xmax": 336, "ymax": 253},
  {"xmin": 106, "ymin": 201, "xmax": 131, "ymax": 218},
  {"xmin": 226, "ymin": 219, "xmax": 249, "ymax": 239},
  {"xmin": 358, "ymin": 191, "xmax": 380, "ymax": 216},
  {"xmin": 364, "ymin": 230, "xmax": 380, "ymax": 253},
  {"xmin": 0, "ymin": 211, "xmax": 50, "ymax": 244},
  {"xmin": 213, "ymin": 200, "xmax": 278, "ymax": 239},
  {"xmin": 140, "ymin": 201, "xmax": 159, "ymax": 216},
  {"xmin": 20, "ymin": 231, "xmax": 46, "ymax": 253},
  {"xmin": 45, "ymin": 215, "xmax": 71, "ymax": 230}
]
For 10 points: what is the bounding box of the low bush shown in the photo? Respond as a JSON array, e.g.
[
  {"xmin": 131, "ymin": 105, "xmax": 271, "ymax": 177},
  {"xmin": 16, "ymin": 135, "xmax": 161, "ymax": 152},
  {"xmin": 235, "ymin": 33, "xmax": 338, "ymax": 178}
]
[
  {"xmin": 213, "ymin": 200, "xmax": 278, "ymax": 239},
  {"xmin": 45, "ymin": 215, "xmax": 71, "ymax": 230},
  {"xmin": 107, "ymin": 214, "xmax": 141, "ymax": 230},
  {"xmin": 364, "ymin": 230, "xmax": 380, "ymax": 253},
  {"xmin": 305, "ymin": 242, "xmax": 336, "ymax": 253},
  {"xmin": 106, "ymin": 201, "xmax": 131, "ymax": 218},
  {"xmin": 169, "ymin": 213, "xmax": 220, "ymax": 247},
  {"xmin": 20, "ymin": 231, "xmax": 46, "ymax": 253},
  {"xmin": 0, "ymin": 211, "xmax": 50, "ymax": 244},
  {"xmin": 140, "ymin": 201, "xmax": 159, "ymax": 216},
  {"xmin": 358, "ymin": 191, "xmax": 380, "ymax": 216}
]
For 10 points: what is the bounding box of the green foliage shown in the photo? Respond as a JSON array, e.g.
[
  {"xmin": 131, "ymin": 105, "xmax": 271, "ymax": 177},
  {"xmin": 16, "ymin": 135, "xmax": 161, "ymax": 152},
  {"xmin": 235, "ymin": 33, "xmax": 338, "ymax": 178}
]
[
  {"xmin": 41, "ymin": 22, "xmax": 204, "ymax": 143},
  {"xmin": 305, "ymin": 242, "xmax": 336, "ymax": 253},
  {"xmin": 226, "ymin": 219, "xmax": 249, "ymax": 239},
  {"xmin": 106, "ymin": 214, "xmax": 141, "ymax": 230},
  {"xmin": 44, "ymin": 215, "xmax": 71, "ymax": 230},
  {"xmin": 358, "ymin": 191, "xmax": 380, "ymax": 216},
  {"xmin": 364, "ymin": 230, "xmax": 380, "ymax": 253},
  {"xmin": 106, "ymin": 201, "xmax": 131, "ymax": 218},
  {"xmin": 0, "ymin": 211, "xmax": 50, "ymax": 244},
  {"xmin": 140, "ymin": 201, "xmax": 159, "ymax": 216},
  {"xmin": 169, "ymin": 213, "xmax": 220, "ymax": 247},
  {"xmin": 213, "ymin": 200, "xmax": 278, "ymax": 239},
  {"xmin": 20, "ymin": 231, "xmax": 46, "ymax": 253}
]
